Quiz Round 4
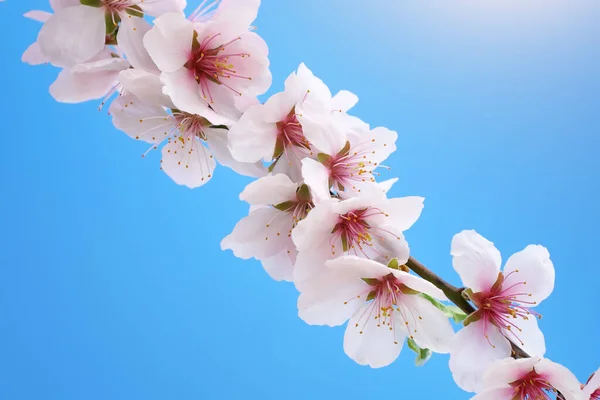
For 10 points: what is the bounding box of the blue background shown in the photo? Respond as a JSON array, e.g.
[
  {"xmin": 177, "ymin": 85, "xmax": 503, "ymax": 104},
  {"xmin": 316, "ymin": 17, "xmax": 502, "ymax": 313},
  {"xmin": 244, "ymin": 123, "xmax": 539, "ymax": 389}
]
[{"xmin": 1, "ymin": 0, "xmax": 599, "ymax": 398}]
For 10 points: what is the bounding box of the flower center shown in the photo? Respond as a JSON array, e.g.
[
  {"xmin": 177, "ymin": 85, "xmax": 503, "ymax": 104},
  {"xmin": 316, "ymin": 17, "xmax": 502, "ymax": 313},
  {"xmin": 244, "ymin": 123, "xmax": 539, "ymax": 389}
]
[
  {"xmin": 592, "ymin": 389, "xmax": 600, "ymax": 400},
  {"xmin": 174, "ymin": 111, "xmax": 210, "ymax": 141},
  {"xmin": 322, "ymin": 140, "xmax": 380, "ymax": 193},
  {"xmin": 469, "ymin": 271, "xmax": 539, "ymax": 348},
  {"xmin": 185, "ymin": 32, "xmax": 251, "ymax": 103},
  {"xmin": 510, "ymin": 370, "xmax": 556, "ymax": 399},
  {"xmin": 103, "ymin": 0, "xmax": 136, "ymax": 11}
]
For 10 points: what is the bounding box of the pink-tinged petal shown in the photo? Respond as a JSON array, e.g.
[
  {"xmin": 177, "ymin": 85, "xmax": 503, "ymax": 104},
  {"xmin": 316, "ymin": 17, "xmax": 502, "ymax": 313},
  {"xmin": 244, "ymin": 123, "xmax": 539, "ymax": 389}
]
[
  {"xmin": 22, "ymin": 42, "xmax": 49, "ymax": 65},
  {"xmin": 359, "ymin": 126, "xmax": 398, "ymax": 164},
  {"xmin": 376, "ymin": 196, "xmax": 425, "ymax": 231},
  {"xmin": 38, "ymin": 5, "xmax": 105, "ymax": 67},
  {"xmin": 343, "ymin": 305, "xmax": 405, "ymax": 368},
  {"xmin": 292, "ymin": 243, "xmax": 333, "ymax": 292},
  {"xmin": 239, "ymin": 174, "xmax": 298, "ymax": 206},
  {"xmin": 119, "ymin": 69, "xmax": 175, "ymax": 109},
  {"xmin": 141, "ymin": 0, "xmax": 186, "ymax": 17},
  {"xmin": 50, "ymin": 69, "xmax": 118, "ymax": 103},
  {"xmin": 502, "ymin": 245, "xmax": 555, "ymax": 305},
  {"xmin": 212, "ymin": 0, "xmax": 260, "ymax": 28},
  {"xmin": 295, "ymin": 63, "xmax": 332, "ymax": 102},
  {"xmin": 449, "ymin": 319, "xmax": 512, "ymax": 393},
  {"xmin": 331, "ymin": 193, "xmax": 385, "ymax": 215},
  {"xmin": 49, "ymin": 0, "xmax": 79, "ymax": 11},
  {"xmin": 117, "ymin": 16, "xmax": 160, "ymax": 74},
  {"xmin": 482, "ymin": 357, "xmax": 541, "ymax": 389},
  {"xmin": 301, "ymin": 158, "xmax": 331, "ymax": 202},
  {"xmin": 261, "ymin": 248, "xmax": 295, "ymax": 282},
  {"xmin": 227, "ymin": 104, "xmax": 277, "ymax": 163},
  {"xmin": 470, "ymin": 386, "xmax": 514, "ymax": 400},
  {"xmin": 234, "ymin": 94, "xmax": 260, "ymax": 114},
  {"xmin": 330, "ymin": 90, "xmax": 358, "ymax": 112},
  {"xmin": 504, "ymin": 313, "xmax": 545, "ymax": 357},
  {"xmin": 160, "ymin": 137, "xmax": 216, "ymax": 188},
  {"xmin": 536, "ymin": 358, "xmax": 584, "ymax": 400},
  {"xmin": 262, "ymin": 90, "xmax": 296, "ymax": 124},
  {"xmin": 373, "ymin": 228, "xmax": 411, "ymax": 265},
  {"xmin": 291, "ymin": 200, "xmax": 338, "ymax": 252},
  {"xmin": 401, "ymin": 295, "xmax": 454, "ymax": 353},
  {"xmin": 221, "ymin": 209, "xmax": 292, "ymax": 260},
  {"xmin": 583, "ymin": 368, "xmax": 600, "ymax": 398},
  {"xmin": 109, "ymin": 94, "xmax": 171, "ymax": 144},
  {"xmin": 24, "ymin": 10, "xmax": 52, "ymax": 23},
  {"xmin": 325, "ymin": 255, "xmax": 392, "ymax": 277},
  {"xmin": 205, "ymin": 128, "xmax": 266, "ymax": 178},
  {"xmin": 160, "ymin": 69, "xmax": 233, "ymax": 125},
  {"xmin": 450, "ymin": 230, "xmax": 502, "ymax": 293},
  {"xmin": 390, "ymin": 269, "xmax": 447, "ymax": 300},
  {"xmin": 301, "ymin": 118, "xmax": 346, "ymax": 156},
  {"xmin": 143, "ymin": 12, "xmax": 193, "ymax": 73}
]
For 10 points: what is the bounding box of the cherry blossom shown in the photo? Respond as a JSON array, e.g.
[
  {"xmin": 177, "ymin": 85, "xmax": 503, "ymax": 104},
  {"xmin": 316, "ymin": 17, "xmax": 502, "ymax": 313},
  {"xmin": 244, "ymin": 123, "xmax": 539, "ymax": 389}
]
[
  {"xmin": 22, "ymin": 10, "xmax": 54, "ymax": 65},
  {"xmin": 448, "ymin": 229, "xmax": 555, "ymax": 392},
  {"xmin": 143, "ymin": 2, "xmax": 271, "ymax": 125},
  {"xmin": 291, "ymin": 193, "xmax": 424, "ymax": 291},
  {"xmin": 298, "ymin": 256, "xmax": 454, "ymax": 367},
  {"xmin": 472, "ymin": 357, "xmax": 584, "ymax": 400},
  {"xmin": 583, "ymin": 368, "xmax": 600, "ymax": 400},
  {"xmin": 37, "ymin": 0, "xmax": 185, "ymax": 67},
  {"xmin": 221, "ymin": 173, "xmax": 320, "ymax": 281},
  {"xmin": 110, "ymin": 93, "xmax": 264, "ymax": 188}
]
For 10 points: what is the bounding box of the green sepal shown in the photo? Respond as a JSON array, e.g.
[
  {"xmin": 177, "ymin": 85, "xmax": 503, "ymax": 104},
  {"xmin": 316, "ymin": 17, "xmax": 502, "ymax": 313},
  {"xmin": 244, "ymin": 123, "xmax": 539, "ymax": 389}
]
[
  {"xmin": 209, "ymin": 124, "xmax": 229, "ymax": 130},
  {"xmin": 407, "ymin": 338, "xmax": 432, "ymax": 367},
  {"xmin": 341, "ymin": 233, "xmax": 349, "ymax": 252},
  {"xmin": 361, "ymin": 278, "xmax": 380, "ymax": 286},
  {"xmin": 80, "ymin": 0, "xmax": 103, "ymax": 7},
  {"xmin": 105, "ymin": 12, "xmax": 121, "ymax": 36},
  {"xmin": 125, "ymin": 5, "xmax": 144, "ymax": 17},
  {"xmin": 420, "ymin": 293, "xmax": 469, "ymax": 324},
  {"xmin": 273, "ymin": 201, "xmax": 294, "ymax": 212},
  {"xmin": 272, "ymin": 136, "xmax": 284, "ymax": 159},
  {"xmin": 398, "ymin": 284, "xmax": 420, "ymax": 295},
  {"xmin": 191, "ymin": 30, "xmax": 201, "ymax": 53},
  {"xmin": 387, "ymin": 258, "xmax": 400, "ymax": 270},
  {"xmin": 366, "ymin": 290, "xmax": 377, "ymax": 302},
  {"xmin": 462, "ymin": 310, "xmax": 482, "ymax": 327},
  {"xmin": 296, "ymin": 184, "xmax": 311, "ymax": 203},
  {"xmin": 337, "ymin": 141, "xmax": 351, "ymax": 157},
  {"xmin": 317, "ymin": 153, "xmax": 332, "ymax": 165}
]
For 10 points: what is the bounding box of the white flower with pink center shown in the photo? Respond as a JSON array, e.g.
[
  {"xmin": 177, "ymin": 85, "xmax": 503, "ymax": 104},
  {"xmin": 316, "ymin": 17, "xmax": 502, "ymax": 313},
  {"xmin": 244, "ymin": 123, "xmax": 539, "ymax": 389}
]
[
  {"xmin": 221, "ymin": 174, "xmax": 319, "ymax": 282},
  {"xmin": 227, "ymin": 63, "xmax": 338, "ymax": 181},
  {"xmin": 143, "ymin": 4, "xmax": 271, "ymax": 126},
  {"xmin": 448, "ymin": 229, "xmax": 555, "ymax": 393},
  {"xmin": 38, "ymin": 0, "xmax": 185, "ymax": 67},
  {"xmin": 584, "ymin": 369, "xmax": 600, "ymax": 400},
  {"xmin": 472, "ymin": 357, "xmax": 584, "ymax": 400},
  {"xmin": 291, "ymin": 193, "xmax": 424, "ymax": 291},
  {"xmin": 110, "ymin": 93, "xmax": 264, "ymax": 188},
  {"xmin": 298, "ymin": 256, "xmax": 454, "ymax": 368}
]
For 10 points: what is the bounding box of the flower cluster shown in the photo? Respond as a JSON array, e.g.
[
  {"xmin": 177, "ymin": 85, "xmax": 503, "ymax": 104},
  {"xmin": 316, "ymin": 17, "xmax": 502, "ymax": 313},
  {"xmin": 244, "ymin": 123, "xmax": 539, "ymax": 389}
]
[{"xmin": 24, "ymin": 0, "xmax": 597, "ymax": 398}]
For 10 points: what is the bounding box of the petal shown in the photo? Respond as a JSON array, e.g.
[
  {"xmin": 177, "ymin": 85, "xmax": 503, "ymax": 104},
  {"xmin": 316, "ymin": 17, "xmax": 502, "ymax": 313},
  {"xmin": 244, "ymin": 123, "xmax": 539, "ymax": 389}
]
[
  {"xmin": 449, "ymin": 320, "xmax": 512, "ymax": 393},
  {"xmin": 536, "ymin": 358, "xmax": 584, "ymax": 400},
  {"xmin": 361, "ymin": 126, "xmax": 398, "ymax": 164},
  {"xmin": 291, "ymin": 200, "xmax": 338, "ymax": 252},
  {"xmin": 504, "ymin": 313, "xmax": 545, "ymax": 357},
  {"xmin": 325, "ymin": 255, "xmax": 393, "ymax": 277},
  {"xmin": 583, "ymin": 368, "xmax": 600, "ymax": 397},
  {"xmin": 24, "ymin": 10, "xmax": 53, "ymax": 23},
  {"xmin": 213, "ymin": 0, "xmax": 260, "ymax": 28},
  {"xmin": 482, "ymin": 357, "xmax": 541, "ymax": 389},
  {"xmin": 49, "ymin": 0, "xmax": 80, "ymax": 11},
  {"xmin": 301, "ymin": 158, "xmax": 331, "ymax": 202},
  {"xmin": 205, "ymin": 128, "xmax": 266, "ymax": 178},
  {"xmin": 401, "ymin": 295, "xmax": 454, "ymax": 353},
  {"xmin": 376, "ymin": 196, "xmax": 425, "ymax": 231},
  {"xmin": 50, "ymin": 69, "xmax": 119, "ymax": 103},
  {"xmin": 343, "ymin": 305, "xmax": 405, "ymax": 368},
  {"xmin": 141, "ymin": 0, "xmax": 186, "ymax": 17},
  {"xmin": 373, "ymin": 228, "xmax": 411, "ymax": 265},
  {"xmin": 22, "ymin": 42, "xmax": 49, "ymax": 65},
  {"xmin": 502, "ymin": 245, "xmax": 555, "ymax": 305},
  {"xmin": 227, "ymin": 104, "xmax": 277, "ymax": 163},
  {"xmin": 143, "ymin": 12, "xmax": 192, "ymax": 73},
  {"xmin": 390, "ymin": 270, "xmax": 447, "ymax": 300},
  {"xmin": 292, "ymin": 243, "xmax": 333, "ymax": 292},
  {"xmin": 330, "ymin": 90, "xmax": 358, "ymax": 112},
  {"xmin": 450, "ymin": 230, "xmax": 502, "ymax": 293},
  {"xmin": 239, "ymin": 174, "xmax": 298, "ymax": 206},
  {"xmin": 109, "ymin": 94, "xmax": 171, "ymax": 143},
  {"xmin": 161, "ymin": 136, "xmax": 216, "ymax": 188},
  {"xmin": 117, "ymin": 16, "xmax": 160, "ymax": 73},
  {"xmin": 470, "ymin": 387, "xmax": 513, "ymax": 400},
  {"xmin": 119, "ymin": 69, "xmax": 175, "ymax": 108},
  {"xmin": 260, "ymin": 249, "xmax": 295, "ymax": 282},
  {"xmin": 38, "ymin": 5, "xmax": 105, "ymax": 67}
]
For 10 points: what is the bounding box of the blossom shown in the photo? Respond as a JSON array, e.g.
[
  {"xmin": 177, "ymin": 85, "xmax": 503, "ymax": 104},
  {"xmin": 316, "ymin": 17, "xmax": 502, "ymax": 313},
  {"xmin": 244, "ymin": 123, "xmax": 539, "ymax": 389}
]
[
  {"xmin": 37, "ymin": 0, "xmax": 185, "ymax": 67},
  {"xmin": 448, "ymin": 229, "xmax": 555, "ymax": 392},
  {"xmin": 110, "ymin": 93, "xmax": 264, "ymax": 188},
  {"xmin": 297, "ymin": 256, "xmax": 454, "ymax": 368},
  {"xmin": 291, "ymin": 193, "xmax": 424, "ymax": 290},
  {"xmin": 22, "ymin": 10, "xmax": 54, "ymax": 65},
  {"xmin": 472, "ymin": 357, "xmax": 584, "ymax": 400},
  {"xmin": 143, "ymin": 3, "xmax": 271, "ymax": 125},
  {"xmin": 221, "ymin": 174, "xmax": 319, "ymax": 282},
  {"xmin": 583, "ymin": 368, "xmax": 600, "ymax": 400}
]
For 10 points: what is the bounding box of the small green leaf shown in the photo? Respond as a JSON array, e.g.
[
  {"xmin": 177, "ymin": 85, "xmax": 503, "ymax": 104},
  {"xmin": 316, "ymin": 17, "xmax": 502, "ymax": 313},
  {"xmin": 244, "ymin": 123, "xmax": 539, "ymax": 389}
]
[
  {"xmin": 125, "ymin": 5, "xmax": 144, "ymax": 17},
  {"xmin": 407, "ymin": 338, "xmax": 432, "ymax": 367},
  {"xmin": 296, "ymin": 184, "xmax": 311, "ymax": 203},
  {"xmin": 317, "ymin": 153, "xmax": 332, "ymax": 165},
  {"xmin": 341, "ymin": 233, "xmax": 349, "ymax": 252},
  {"xmin": 80, "ymin": 0, "xmax": 103, "ymax": 7},
  {"xmin": 361, "ymin": 278, "xmax": 380, "ymax": 286},
  {"xmin": 273, "ymin": 201, "xmax": 294, "ymax": 212},
  {"xmin": 419, "ymin": 293, "xmax": 469, "ymax": 324},
  {"xmin": 366, "ymin": 290, "xmax": 377, "ymax": 302}
]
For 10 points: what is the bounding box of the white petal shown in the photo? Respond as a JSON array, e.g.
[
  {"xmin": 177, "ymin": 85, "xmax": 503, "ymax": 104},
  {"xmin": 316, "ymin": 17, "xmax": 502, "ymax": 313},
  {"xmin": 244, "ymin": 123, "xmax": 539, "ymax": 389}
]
[
  {"xmin": 325, "ymin": 255, "xmax": 393, "ymax": 277},
  {"xmin": 213, "ymin": 0, "xmax": 259, "ymax": 27},
  {"xmin": 239, "ymin": 174, "xmax": 298, "ymax": 206},
  {"xmin": 205, "ymin": 128, "xmax": 266, "ymax": 178},
  {"xmin": 358, "ymin": 126, "xmax": 397, "ymax": 164},
  {"xmin": 451, "ymin": 230, "xmax": 502, "ymax": 293},
  {"xmin": 482, "ymin": 357, "xmax": 541, "ymax": 390},
  {"xmin": 330, "ymin": 90, "xmax": 358, "ymax": 112},
  {"xmin": 49, "ymin": 0, "xmax": 79, "ymax": 11},
  {"xmin": 400, "ymin": 295, "xmax": 454, "ymax": 353},
  {"xmin": 109, "ymin": 94, "xmax": 171, "ymax": 143},
  {"xmin": 583, "ymin": 368, "xmax": 600, "ymax": 398},
  {"xmin": 301, "ymin": 158, "xmax": 331, "ymax": 202},
  {"xmin": 50, "ymin": 69, "xmax": 118, "ymax": 103},
  {"xmin": 377, "ymin": 196, "xmax": 425, "ymax": 231},
  {"xmin": 227, "ymin": 104, "xmax": 277, "ymax": 163},
  {"xmin": 38, "ymin": 5, "xmax": 105, "ymax": 67},
  {"xmin": 291, "ymin": 200, "xmax": 338, "ymax": 252},
  {"xmin": 261, "ymin": 249, "xmax": 295, "ymax": 282},
  {"xmin": 22, "ymin": 42, "xmax": 49, "ymax": 65},
  {"xmin": 119, "ymin": 69, "xmax": 175, "ymax": 108},
  {"xmin": 390, "ymin": 270, "xmax": 447, "ymax": 300},
  {"xmin": 449, "ymin": 320, "xmax": 512, "ymax": 393},
  {"xmin": 292, "ymin": 243, "xmax": 333, "ymax": 292},
  {"xmin": 161, "ymin": 136, "xmax": 216, "ymax": 188},
  {"xmin": 141, "ymin": 0, "xmax": 186, "ymax": 17},
  {"xmin": 536, "ymin": 358, "xmax": 585, "ymax": 400},
  {"xmin": 117, "ymin": 16, "xmax": 160, "ymax": 73},
  {"xmin": 504, "ymin": 313, "xmax": 545, "ymax": 357},
  {"xmin": 470, "ymin": 387, "xmax": 513, "ymax": 400},
  {"xmin": 343, "ymin": 305, "xmax": 405, "ymax": 368},
  {"xmin": 143, "ymin": 12, "xmax": 192, "ymax": 73},
  {"xmin": 24, "ymin": 10, "xmax": 52, "ymax": 23},
  {"xmin": 502, "ymin": 245, "xmax": 554, "ymax": 305}
]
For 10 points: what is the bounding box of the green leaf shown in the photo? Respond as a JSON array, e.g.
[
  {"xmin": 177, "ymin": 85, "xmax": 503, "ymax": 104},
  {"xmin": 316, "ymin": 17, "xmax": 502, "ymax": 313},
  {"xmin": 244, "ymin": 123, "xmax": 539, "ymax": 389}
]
[
  {"xmin": 273, "ymin": 201, "xmax": 294, "ymax": 212},
  {"xmin": 366, "ymin": 290, "xmax": 377, "ymax": 302},
  {"xmin": 296, "ymin": 184, "xmax": 311, "ymax": 203},
  {"xmin": 317, "ymin": 153, "xmax": 332, "ymax": 165},
  {"xmin": 80, "ymin": 0, "xmax": 103, "ymax": 7},
  {"xmin": 407, "ymin": 338, "xmax": 432, "ymax": 367},
  {"xmin": 361, "ymin": 278, "xmax": 380, "ymax": 286},
  {"xmin": 125, "ymin": 5, "xmax": 144, "ymax": 17},
  {"xmin": 419, "ymin": 293, "xmax": 468, "ymax": 324}
]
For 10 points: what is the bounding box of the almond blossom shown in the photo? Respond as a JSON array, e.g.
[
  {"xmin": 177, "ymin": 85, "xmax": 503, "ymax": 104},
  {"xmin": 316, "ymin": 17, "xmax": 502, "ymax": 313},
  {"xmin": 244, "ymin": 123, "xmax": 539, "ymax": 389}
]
[
  {"xmin": 448, "ymin": 229, "xmax": 555, "ymax": 392},
  {"xmin": 298, "ymin": 256, "xmax": 454, "ymax": 368},
  {"xmin": 583, "ymin": 368, "xmax": 600, "ymax": 400},
  {"xmin": 291, "ymin": 193, "xmax": 424, "ymax": 291},
  {"xmin": 472, "ymin": 357, "xmax": 584, "ymax": 400},
  {"xmin": 110, "ymin": 93, "xmax": 264, "ymax": 188},
  {"xmin": 143, "ymin": 2, "xmax": 271, "ymax": 125},
  {"xmin": 38, "ymin": 0, "xmax": 186, "ymax": 67}
]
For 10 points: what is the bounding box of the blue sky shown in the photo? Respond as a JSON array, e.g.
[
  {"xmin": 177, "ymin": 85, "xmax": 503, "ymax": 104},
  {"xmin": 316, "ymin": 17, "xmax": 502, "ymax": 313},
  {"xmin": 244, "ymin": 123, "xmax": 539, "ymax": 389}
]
[{"xmin": 1, "ymin": 0, "xmax": 599, "ymax": 398}]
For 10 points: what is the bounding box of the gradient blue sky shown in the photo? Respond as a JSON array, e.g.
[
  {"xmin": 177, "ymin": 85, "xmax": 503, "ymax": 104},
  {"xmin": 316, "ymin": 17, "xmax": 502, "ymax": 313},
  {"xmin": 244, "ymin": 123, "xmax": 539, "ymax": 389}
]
[{"xmin": 1, "ymin": 0, "xmax": 599, "ymax": 398}]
